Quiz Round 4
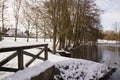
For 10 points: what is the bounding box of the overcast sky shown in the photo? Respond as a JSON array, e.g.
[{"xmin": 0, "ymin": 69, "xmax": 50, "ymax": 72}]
[
  {"xmin": 1, "ymin": 0, "xmax": 120, "ymax": 31},
  {"xmin": 96, "ymin": 0, "xmax": 120, "ymax": 30}
]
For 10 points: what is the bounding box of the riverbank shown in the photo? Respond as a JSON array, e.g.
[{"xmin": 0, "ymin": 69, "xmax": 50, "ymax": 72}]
[
  {"xmin": 0, "ymin": 37, "xmax": 111, "ymax": 80},
  {"xmin": 2, "ymin": 56, "xmax": 110, "ymax": 80},
  {"xmin": 97, "ymin": 39, "xmax": 120, "ymax": 44}
]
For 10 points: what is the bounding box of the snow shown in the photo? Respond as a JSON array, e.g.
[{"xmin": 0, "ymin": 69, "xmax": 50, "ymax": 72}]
[
  {"xmin": 97, "ymin": 39, "xmax": 119, "ymax": 44},
  {"xmin": 0, "ymin": 37, "xmax": 110, "ymax": 80},
  {"xmin": 2, "ymin": 60, "xmax": 53, "ymax": 80},
  {"xmin": 97, "ymin": 39, "xmax": 120, "ymax": 47},
  {"xmin": 0, "ymin": 37, "xmax": 52, "ymax": 49},
  {"xmin": 54, "ymin": 59, "xmax": 109, "ymax": 80},
  {"xmin": 57, "ymin": 49, "xmax": 70, "ymax": 54},
  {"xmin": 49, "ymin": 53, "xmax": 70, "ymax": 62},
  {"xmin": 1, "ymin": 58, "xmax": 109, "ymax": 80}
]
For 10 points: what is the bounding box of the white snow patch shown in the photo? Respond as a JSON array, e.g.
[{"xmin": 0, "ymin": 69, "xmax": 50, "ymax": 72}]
[
  {"xmin": 54, "ymin": 59, "xmax": 109, "ymax": 80},
  {"xmin": 2, "ymin": 58, "xmax": 109, "ymax": 80},
  {"xmin": 0, "ymin": 37, "xmax": 53, "ymax": 49},
  {"xmin": 2, "ymin": 60, "xmax": 53, "ymax": 80},
  {"xmin": 97, "ymin": 39, "xmax": 119, "ymax": 44},
  {"xmin": 57, "ymin": 49, "xmax": 70, "ymax": 54}
]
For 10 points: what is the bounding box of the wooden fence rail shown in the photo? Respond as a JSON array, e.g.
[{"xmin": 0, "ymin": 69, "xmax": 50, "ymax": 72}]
[{"xmin": 0, "ymin": 44, "xmax": 48, "ymax": 72}]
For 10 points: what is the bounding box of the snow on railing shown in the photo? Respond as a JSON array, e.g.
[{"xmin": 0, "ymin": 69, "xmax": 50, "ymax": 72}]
[{"xmin": 0, "ymin": 44, "xmax": 48, "ymax": 72}]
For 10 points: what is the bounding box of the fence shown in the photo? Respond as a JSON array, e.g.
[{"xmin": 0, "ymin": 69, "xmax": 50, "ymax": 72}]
[{"xmin": 0, "ymin": 44, "xmax": 48, "ymax": 72}]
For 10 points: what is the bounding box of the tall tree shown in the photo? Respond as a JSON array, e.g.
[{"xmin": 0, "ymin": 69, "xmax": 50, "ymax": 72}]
[
  {"xmin": 113, "ymin": 22, "xmax": 120, "ymax": 40},
  {"xmin": 14, "ymin": 0, "xmax": 21, "ymax": 41},
  {"xmin": 0, "ymin": 0, "xmax": 8, "ymax": 35},
  {"xmin": 20, "ymin": 0, "xmax": 31, "ymax": 42},
  {"xmin": 43, "ymin": 0, "xmax": 102, "ymax": 49},
  {"xmin": 17, "ymin": 0, "xmax": 102, "ymax": 53}
]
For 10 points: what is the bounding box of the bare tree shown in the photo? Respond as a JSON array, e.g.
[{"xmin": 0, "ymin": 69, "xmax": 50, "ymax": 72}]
[
  {"xmin": 43, "ymin": 0, "xmax": 102, "ymax": 49},
  {"xmin": 13, "ymin": 0, "xmax": 102, "ymax": 53},
  {"xmin": 1, "ymin": 0, "xmax": 5, "ymax": 34},
  {"xmin": 113, "ymin": 22, "xmax": 120, "ymax": 40},
  {"xmin": 0, "ymin": 0, "xmax": 8, "ymax": 35},
  {"xmin": 14, "ymin": 0, "xmax": 21, "ymax": 41},
  {"xmin": 22, "ymin": 0, "xmax": 46, "ymax": 42},
  {"xmin": 20, "ymin": 0, "xmax": 32, "ymax": 42}
]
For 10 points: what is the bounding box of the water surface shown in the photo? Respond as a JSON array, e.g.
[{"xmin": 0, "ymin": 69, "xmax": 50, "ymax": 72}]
[{"xmin": 71, "ymin": 44, "xmax": 120, "ymax": 80}]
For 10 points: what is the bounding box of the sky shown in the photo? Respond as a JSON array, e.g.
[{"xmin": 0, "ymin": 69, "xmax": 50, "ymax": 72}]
[
  {"xmin": 1, "ymin": 0, "xmax": 120, "ymax": 31},
  {"xmin": 96, "ymin": 0, "xmax": 120, "ymax": 31}
]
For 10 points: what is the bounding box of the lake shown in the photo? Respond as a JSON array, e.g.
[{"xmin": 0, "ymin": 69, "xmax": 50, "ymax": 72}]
[{"xmin": 71, "ymin": 44, "xmax": 120, "ymax": 80}]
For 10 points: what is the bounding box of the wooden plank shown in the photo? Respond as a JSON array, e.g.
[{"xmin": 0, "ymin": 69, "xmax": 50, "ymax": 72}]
[
  {"xmin": 0, "ymin": 67, "xmax": 18, "ymax": 72},
  {"xmin": 18, "ymin": 50, "xmax": 24, "ymax": 70},
  {"xmin": 0, "ymin": 52, "xmax": 18, "ymax": 67},
  {"xmin": 0, "ymin": 44, "xmax": 48, "ymax": 53},
  {"xmin": 25, "ymin": 49, "xmax": 45, "ymax": 67},
  {"xmin": 23, "ymin": 51, "xmax": 44, "ymax": 60},
  {"xmin": 44, "ymin": 45, "xmax": 48, "ymax": 60},
  {"xmin": 37, "ymin": 48, "xmax": 44, "ymax": 49}
]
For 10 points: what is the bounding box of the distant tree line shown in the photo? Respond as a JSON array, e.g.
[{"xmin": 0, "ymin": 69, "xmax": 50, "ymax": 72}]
[
  {"xmin": 104, "ymin": 30, "xmax": 119, "ymax": 40},
  {"xmin": 104, "ymin": 22, "xmax": 120, "ymax": 41}
]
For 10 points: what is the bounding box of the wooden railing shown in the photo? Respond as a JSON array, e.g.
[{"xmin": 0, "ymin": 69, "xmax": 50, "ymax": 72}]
[{"xmin": 0, "ymin": 44, "xmax": 48, "ymax": 72}]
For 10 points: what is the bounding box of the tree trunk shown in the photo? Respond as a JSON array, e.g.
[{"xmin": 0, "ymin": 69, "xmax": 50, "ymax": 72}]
[
  {"xmin": 27, "ymin": 22, "xmax": 30, "ymax": 42},
  {"xmin": 15, "ymin": 17, "xmax": 18, "ymax": 41},
  {"xmin": 1, "ymin": 1, "xmax": 5, "ymax": 35}
]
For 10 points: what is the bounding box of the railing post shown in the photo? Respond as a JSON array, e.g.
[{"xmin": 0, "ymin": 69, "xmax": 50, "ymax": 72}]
[
  {"xmin": 18, "ymin": 49, "xmax": 24, "ymax": 70},
  {"xmin": 44, "ymin": 44, "xmax": 48, "ymax": 60}
]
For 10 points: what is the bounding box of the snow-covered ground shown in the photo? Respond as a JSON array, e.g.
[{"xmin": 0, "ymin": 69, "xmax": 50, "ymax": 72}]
[
  {"xmin": 0, "ymin": 37, "xmax": 53, "ymax": 49},
  {"xmin": 0, "ymin": 37, "xmax": 110, "ymax": 80},
  {"xmin": 97, "ymin": 39, "xmax": 120, "ymax": 48},
  {"xmin": 2, "ymin": 59, "xmax": 109, "ymax": 80},
  {"xmin": 53, "ymin": 59, "xmax": 109, "ymax": 80},
  {"xmin": 0, "ymin": 37, "xmax": 53, "ymax": 79},
  {"xmin": 2, "ymin": 60, "xmax": 53, "ymax": 80},
  {"xmin": 97, "ymin": 39, "xmax": 120, "ymax": 44}
]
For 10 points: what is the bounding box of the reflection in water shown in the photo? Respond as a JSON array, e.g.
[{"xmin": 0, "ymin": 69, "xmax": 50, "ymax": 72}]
[
  {"xmin": 71, "ymin": 45, "xmax": 100, "ymax": 62},
  {"xmin": 71, "ymin": 44, "xmax": 120, "ymax": 80}
]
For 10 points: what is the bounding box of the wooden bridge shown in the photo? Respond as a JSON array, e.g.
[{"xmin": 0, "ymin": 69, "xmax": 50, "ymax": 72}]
[{"xmin": 0, "ymin": 44, "xmax": 48, "ymax": 72}]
